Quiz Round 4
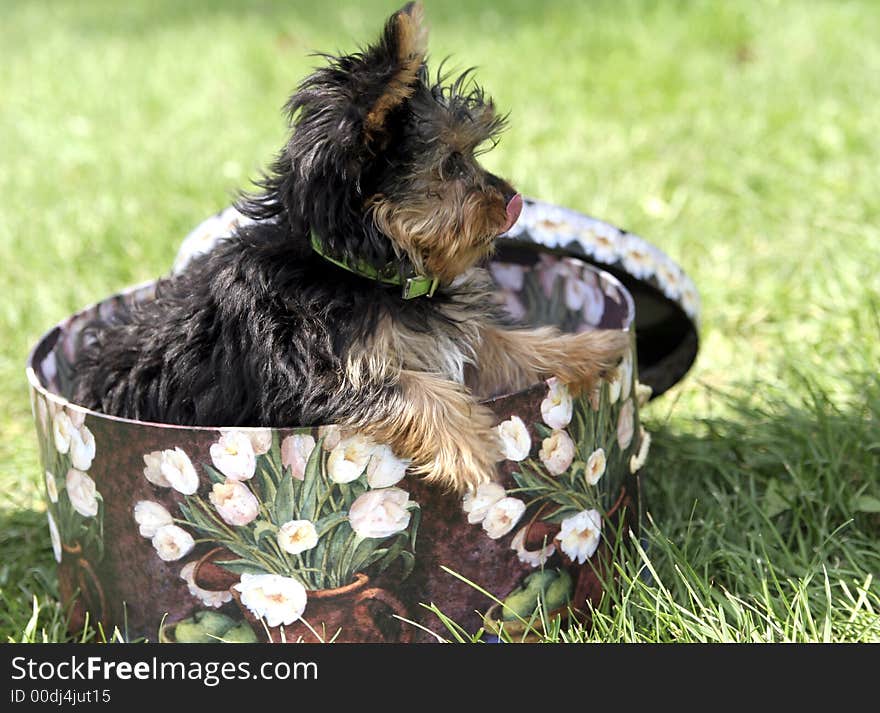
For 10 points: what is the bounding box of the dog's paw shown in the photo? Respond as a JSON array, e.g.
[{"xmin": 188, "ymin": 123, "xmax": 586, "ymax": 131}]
[
  {"xmin": 556, "ymin": 329, "xmax": 631, "ymax": 394},
  {"xmin": 415, "ymin": 427, "xmax": 501, "ymax": 494}
]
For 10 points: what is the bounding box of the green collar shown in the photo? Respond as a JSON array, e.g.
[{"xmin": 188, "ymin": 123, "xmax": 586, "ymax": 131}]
[{"xmin": 309, "ymin": 232, "xmax": 440, "ymax": 299}]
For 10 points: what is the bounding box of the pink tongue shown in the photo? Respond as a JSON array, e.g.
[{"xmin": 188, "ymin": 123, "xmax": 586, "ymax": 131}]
[{"xmin": 500, "ymin": 193, "xmax": 523, "ymax": 234}]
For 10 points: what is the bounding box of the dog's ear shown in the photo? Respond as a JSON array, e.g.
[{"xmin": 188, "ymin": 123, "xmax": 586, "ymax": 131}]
[
  {"xmin": 268, "ymin": 3, "xmax": 427, "ymax": 254},
  {"xmin": 361, "ymin": 2, "xmax": 428, "ymax": 143},
  {"xmin": 288, "ymin": 3, "xmax": 427, "ymax": 155}
]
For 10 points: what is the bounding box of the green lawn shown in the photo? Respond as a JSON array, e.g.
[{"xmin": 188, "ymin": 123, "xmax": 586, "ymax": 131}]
[{"xmin": 2, "ymin": 0, "xmax": 878, "ymax": 642}]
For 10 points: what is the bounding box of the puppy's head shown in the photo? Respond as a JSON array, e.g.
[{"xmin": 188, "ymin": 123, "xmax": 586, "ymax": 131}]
[{"xmin": 275, "ymin": 2, "xmax": 522, "ymax": 283}]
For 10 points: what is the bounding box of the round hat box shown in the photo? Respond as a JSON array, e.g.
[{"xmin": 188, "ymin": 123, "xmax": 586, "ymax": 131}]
[{"xmin": 26, "ymin": 198, "xmax": 699, "ymax": 643}]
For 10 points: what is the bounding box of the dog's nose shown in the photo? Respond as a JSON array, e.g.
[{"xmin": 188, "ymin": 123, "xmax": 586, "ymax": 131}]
[{"xmin": 500, "ymin": 193, "xmax": 523, "ymax": 234}]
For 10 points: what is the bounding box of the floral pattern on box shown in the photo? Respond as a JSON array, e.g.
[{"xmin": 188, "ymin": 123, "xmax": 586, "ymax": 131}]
[
  {"xmin": 135, "ymin": 428, "xmax": 419, "ymax": 642},
  {"xmin": 29, "ymin": 387, "xmax": 106, "ymax": 632},
  {"xmin": 502, "ymin": 200, "xmax": 700, "ymax": 323}
]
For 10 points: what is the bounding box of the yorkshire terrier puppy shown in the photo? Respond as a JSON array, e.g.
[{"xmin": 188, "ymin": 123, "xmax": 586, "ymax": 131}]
[{"xmin": 72, "ymin": 3, "xmax": 628, "ymax": 492}]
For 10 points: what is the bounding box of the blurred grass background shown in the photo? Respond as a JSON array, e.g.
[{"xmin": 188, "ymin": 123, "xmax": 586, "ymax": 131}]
[{"xmin": 1, "ymin": 0, "xmax": 878, "ymax": 641}]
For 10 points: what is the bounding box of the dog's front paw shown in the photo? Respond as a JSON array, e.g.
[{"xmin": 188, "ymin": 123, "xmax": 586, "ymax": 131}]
[
  {"xmin": 416, "ymin": 428, "xmax": 501, "ymax": 494},
  {"xmin": 553, "ymin": 329, "xmax": 631, "ymax": 394}
]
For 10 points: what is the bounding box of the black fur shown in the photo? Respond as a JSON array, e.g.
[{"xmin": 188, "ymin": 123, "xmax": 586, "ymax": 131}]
[{"xmin": 72, "ymin": 219, "xmax": 492, "ymax": 426}]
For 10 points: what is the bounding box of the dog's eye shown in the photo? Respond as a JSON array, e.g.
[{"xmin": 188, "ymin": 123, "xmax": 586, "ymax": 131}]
[{"xmin": 441, "ymin": 152, "xmax": 467, "ymax": 179}]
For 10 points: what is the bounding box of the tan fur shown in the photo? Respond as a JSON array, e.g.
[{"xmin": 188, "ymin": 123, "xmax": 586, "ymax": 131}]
[
  {"xmin": 364, "ymin": 3, "xmax": 429, "ymax": 140},
  {"xmin": 345, "ymin": 273, "xmax": 491, "ymax": 387},
  {"xmin": 341, "ymin": 263, "xmax": 628, "ymax": 492},
  {"xmin": 371, "ymin": 186, "xmax": 507, "ymax": 282},
  {"xmin": 360, "ymin": 369, "xmax": 500, "ymax": 493},
  {"xmin": 470, "ymin": 325, "xmax": 631, "ymax": 399}
]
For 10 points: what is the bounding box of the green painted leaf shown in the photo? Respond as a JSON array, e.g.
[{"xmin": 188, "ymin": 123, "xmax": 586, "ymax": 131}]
[
  {"xmin": 314, "ymin": 511, "xmax": 349, "ymax": 537},
  {"xmin": 408, "ymin": 506, "xmax": 421, "ymax": 549},
  {"xmin": 214, "ymin": 558, "xmax": 268, "ymax": 577},
  {"xmin": 298, "ymin": 438, "xmax": 324, "ymax": 521},
  {"xmin": 534, "ymin": 423, "xmax": 553, "ymax": 439},
  {"xmin": 202, "ymin": 463, "xmax": 226, "ymax": 485},
  {"xmin": 269, "ymin": 432, "xmax": 284, "ymax": 474},
  {"xmin": 350, "ymin": 479, "xmax": 368, "ymax": 500},
  {"xmin": 255, "ymin": 459, "xmax": 277, "ymax": 505},
  {"xmin": 335, "ymin": 529, "xmax": 363, "ymax": 582},
  {"xmin": 273, "ymin": 472, "xmax": 295, "ymax": 525},
  {"xmin": 237, "ymin": 525, "xmax": 258, "ymax": 546},
  {"xmin": 397, "ymin": 550, "xmax": 416, "ymax": 580},
  {"xmin": 221, "ymin": 541, "xmax": 265, "ymax": 563},
  {"xmin": 252, "ymin": 520, "xmax": 278, "ymax": 546},
  {"xmin": 350, "ymin": 538, "xmax": 383, "ymax": 575}
]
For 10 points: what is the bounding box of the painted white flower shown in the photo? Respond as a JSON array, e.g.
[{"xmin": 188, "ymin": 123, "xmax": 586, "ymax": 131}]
[
  {"xmin": 243, "ymin": 428, "xmax": 273, "ymax": 455},
  {"xmin": 36, "ymin": 395, "xmax": 49, "ymax": 435},
  {"xmin": 564, "ymin": 265, "xmax": 603, "ymax": 317},
  {"xmin": 45, "ymin": 470, "xmax": 58, "ymax": 504},
  {"xmin": 281, "ymin": 433, "xmax": 316, "ymax": 481},
  {"xmin": 180, "ymin": 561, "xmax": 232, "ymax": 609},
  {"xmin": 620, "ymin": 234, "xmax": 657, "ymax": 279},
  {"xmin": 65, "ymin": 468, "xmax": 99, "ymax": 518},
  {"xmin": 160, "ymin": 448, "xmax": 200, "ymax": 495},
  {"xmin": 348, "ymin": 487, "xmax": 412, "ymax": 539},
  {"xmin": 210, "ymin": 431, "xmax": 256, "ymax": 482},
  {"xmin": 500, "ymin": 290, "xmax": 527, "ymax": 322},
  {"xmin": 318, "ymin": 425, "xmax": 342, "ymax": 451},
  {"xmin": 366, "ymin": 445, "xmax": 410, "ymax": 488},
  {"xmin": 556, "ymin": 509, "xmax": 602, "ymax": 564},
  {"xmin": 133, "ymin": 500, "xmax": 173, "ymax": 538},
  {"xmin": 47, "ymin": 511, "xmax": 62, "ymax": 563},
  {"xmin": 635, "ymin": 381, "xmax": 653, "ymax": 407},
  {"xmin": 496, "ymin": 416, "xmax": 531, "ymax": 462},
  {"xmin": 234, "ymin": 573, "xmax": 307, "ymax": 628},
  {"xmin": 69, "ymin": 425, "xmax": 96, "ymax": 471},
  {"xmin": 601, "ymin": 274, "xmax": 624, "ymax": 303},
  {"xmin": 462, "ymin": 482, "xmax": 506, "ymax": 524},
  {"xmin": 585, "ymin": 448, "xmax": 607, "ymax": 485},
  {"xmin": 656, "ymin": 259, "xmax": 683, "ymax": 300},
  {"xmin": 66, "ymin": 406, "xmax": 87, "ymax": 429},
  {"xmin": 489, "ymin": 262, "xmax": 526, "ymax": 291},
  {"xmin": 209, "ymin": 481, "xmax": 260, "ymax": 526},
  {"xmin": 617, "ymin": 399, "xmax": 635, "ymax": 450},
  {"xmin": 681, "ymin": 280, "xmax": 701, "ymax": 320},
  {"xmin": 618, "ymin": 348, "xmax": 633, "ymax": 403},
  {"xmin": 579, "ymin": 223, "xmax": 620, "ymax": 264},
  {"xmin": 564, "ymin": 270, "xmax": 593, "ymax": 312},
  {"xmin": 46, "ymin": 396, "xmax": 65, "ymax": 421},
  {"xmin": 327, "ymin": 435, "xmax": 375, "ymax": 484},
  {"xmin": 143, "ymin": 451, "xmax": 170, "ymax": 487},
  {"xmin": 510, "ymin": 525, "xmax": 556, "ymax": 568},
  {"xmin": 581, "ymin": 277, "xmax": 605, "ymax": 326},
  {"xmin": 277, "ymin": 520, "xmax": 319, "ymax": 555},
  {"xmin": 630, "ymin": 427, "xmax": 652, "ymax": 474},
  {"xmin": 482, "ymin": 497, "xmax": 526, "ymax": 540},
  {"xmin": 151, "ymin": 524, "xmax": 195, "ymax": 562},
  {"xmin": 52, "ymin": 410, "xmax": 75, "ymax": 454},
  {"xmin": 541, "ymin": 378, "xmax": 573, "ymax": 429},
  {"xmin": 606, "ymin": 371, "xmax": 622, "ymax": 405},
  {"xmin": 539, "ymin": 430, "xmax": 576, "ymax": 475}
]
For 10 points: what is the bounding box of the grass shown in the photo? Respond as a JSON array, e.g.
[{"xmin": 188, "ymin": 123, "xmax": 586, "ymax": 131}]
[{"xmin": 1, "ymin": 0, "xmax": 878, "ymax": 642}]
